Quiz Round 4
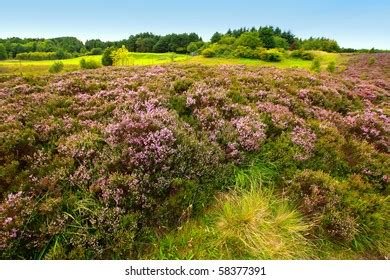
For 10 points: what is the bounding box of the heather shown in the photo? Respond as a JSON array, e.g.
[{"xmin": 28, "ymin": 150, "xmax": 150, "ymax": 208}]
[{"xmin": 0, "ymin": 54, "xmax": 389, "ymax": 259}]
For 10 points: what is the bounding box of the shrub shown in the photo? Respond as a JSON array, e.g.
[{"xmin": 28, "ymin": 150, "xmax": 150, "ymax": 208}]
[
  {"xmin": 187, "ymin": 41, "xmax": 203, "ymax": 55},
  {"xmin": 48, "ymin": 61, "xmax": 64, "ymax": 73},
  {"xmin": 273, "ymin": 36, "xmax": 289, "ymax": 49},
  {"xmin": 90, "ymin": 48, "xmax": 103, "ymax": 55},
  {"xmin": 201, "ymin": 44, "xmax": 233, "ymax": 58},
  {"xmin": 233, "ymin": 46, "xmax": 255, "ymax": 58},
  {"xmin": 218, "ymin": 35, "xmax": 236, "ymax": 45},
  {"xmin": 259, "ymin": 49, "xmax": 283, "ymax": 62},
  {"xmin": 172, "ymin": 79, "xmax": 193, "ymax": 93},
  {"xmin": 290, "ymin": 49, "xmax": 315, "ymax": 60},
  {"xmin": 55, "ymin": 49, "xmax": 72, "ymax": 59},
  {"xmin": 80, "ymin": 58, "xmax": 101, "ymax": 69},
  {"xmin": 368, "ymin": 56, "xmax": 376, "ymax": 65},
  {"xmin": 101, "ymin": 47, "xmax": 115, "ymax": 66},
  {"xmin": 111, "ymin": 45, "xmax": 131, "ymax": 66},
  {"xmin": 201, "ymin": 47, "xmax": 216, "ymax": 58},
  {"xmin": 232, "ymin": 46, "xmax": 257, "ymax": 58},
  {"xmin": 326, "ymin": 61, "xmax": 336, "ymax": 73},
  {"xmin": 290, "ymin": 170, "xmax": 357, "ymax": 241},
  {"xmin": 16, "ymin": 52, "xmax": 57, "ymax": 60},
  {"xmin": 234, "ymin": 32, "xmax": 262, "ymax": 49},
  {"xmin": 311, "ymin": 58, "xmax": 321, "ymax": 72}
]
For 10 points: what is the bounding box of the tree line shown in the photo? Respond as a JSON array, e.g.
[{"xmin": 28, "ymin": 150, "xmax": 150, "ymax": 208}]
[
  {"xmin": 0, "ymin": 33, "xmax": 203, "ymax": 60},
  {"xmin": 0, "ymin": 26, "xmax": 387, "ymax": 61}
]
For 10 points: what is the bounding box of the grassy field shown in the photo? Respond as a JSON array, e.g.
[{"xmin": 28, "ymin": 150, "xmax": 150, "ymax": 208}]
[
  {"xmin": 181, "ymin": 51, "xmax": 341, "ymax": 69},
  {"xmin": 0, "ymin": 51, "xmax": 341, "ymax": 75}
]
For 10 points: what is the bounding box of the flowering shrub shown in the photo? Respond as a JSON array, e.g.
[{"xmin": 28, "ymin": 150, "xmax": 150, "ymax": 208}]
[
  {"xmin": 345, "ymin": 108, "xmax": 389, "ymax": 151},
  {"xmin": 105, "ymin": 103, "xmax": 177, "ymax": 172},
  {"xmin": 290, "ymin": 126, "xmax": 317, "ymax": 160},
  {"xmin": 231, "ymin": 115, "xmax": 266, "ymax": 151},
  {"xmin": 290, "ymin": 170, "xmax": 357, "ymax": 241},
  {"xmin": 0, "ymin": 55, "xmax": 389, "ymax": 259}
]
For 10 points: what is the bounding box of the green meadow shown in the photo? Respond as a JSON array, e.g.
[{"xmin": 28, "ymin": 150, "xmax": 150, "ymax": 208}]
[{"xmin": 0, "ymin": 51, "xmax": 341, "ymax": 75}]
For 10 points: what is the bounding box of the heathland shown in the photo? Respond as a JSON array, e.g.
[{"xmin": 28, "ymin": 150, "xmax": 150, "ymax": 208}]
[
  {"xmin": 0, "ymin": 26, "xmax": 389, "ymax": 260},
  {"xmin": 1, "ymin": 52, "xmax": 388, "ymax": 259}
]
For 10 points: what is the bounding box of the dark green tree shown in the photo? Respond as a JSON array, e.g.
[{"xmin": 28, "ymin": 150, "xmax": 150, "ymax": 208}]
[
  {"xmin": 259, "ymin": 27, "xmax": 275, "ymax": 49},
  {"xmin": 210, "ymin": 32, "xmax": 222, "ymax": 43},
  {"xmin": 101, "ymin": 46, "xmax": 115, "ymax": 66},
  {"xmin": 0, "ymin": 43, "xmax": 8, "ymax": 60}
]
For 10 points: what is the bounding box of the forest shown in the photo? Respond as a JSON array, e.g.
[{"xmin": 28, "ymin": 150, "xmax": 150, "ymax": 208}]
[{"xmin": 1, "ymin": 25, "xmax": 381, "ymax": 62}]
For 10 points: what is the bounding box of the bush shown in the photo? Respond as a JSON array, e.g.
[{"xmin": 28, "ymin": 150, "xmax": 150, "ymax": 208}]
[
  {"xmin": 368, "ymin": 56, "xmax": 376, "ymax": 65},
  {"xmin": 48, "ymin": 61, "xmax": 64, "ymax": 73},
  {"xmin": 290, "ymin": 50, "xmax": 315, "ymax": 60},
  {"xmin": 55, "ymin": 49, "xmax": 73, "ymax": 59},
  {"xmin": 201, "ymin": 47, "xmax": 216, "ymax": 58},
  {"xmin": 90, "ymin": 48, "xmax": 103, "ymax": 55},
  {"xmin": 232, "ymin": 46, "xmax": 257, "ymax": 59},
  {"xmin": 291, "ymin": 170, "xmax": 357, "ymax": 241},
  {"xmin": 16, "ymin": 52, "xmax": 57, "ymax": 60},
  {"xmin": 111, "ymin": 45, "xmax": 131, "ymax": 66},
  {"xmin": 187, "ymin": 41, "xmax": 204, "ymax": 55},
  {"xmin": 101, "ymin": 47, "xmax": 115, "ymax": 66},
  {"xmin": 311, "ymin": 58, "xmax": 321, "ymax": 72},
  {"xmin": 326, "ymin": 61, "xmax": 336, "ymax": 73},
  {"xmin": 80, "ymin": 58, "xmax": 101, "ymax": 69},
  {"xmin": 15, "ymin": 51, "xmax": 72, "ymax": 60},
  {"xmin": 259, "ymin": 49, "xmax": 283, "ymax": 62},
  {"xmin": 273, "ymin": 36, "xmax": 289, "ymax": 49},
  {"xmin": 201, "ymin": 44, "xmax": 233, "ymax": 58},
  {"xmin": 234, "ymin": 32, "xmax": 262, "ymax": 49}
]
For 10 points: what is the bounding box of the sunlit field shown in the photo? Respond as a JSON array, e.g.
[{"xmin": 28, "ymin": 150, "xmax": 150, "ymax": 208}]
[{"xmin": 0, "ymin": 51, "xmax": 341, "ymax": 75}]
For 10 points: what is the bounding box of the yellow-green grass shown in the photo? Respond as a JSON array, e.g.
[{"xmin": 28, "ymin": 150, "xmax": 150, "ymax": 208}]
[
  {"xmin": 145, "ymin": 167, "xmax": 315, "ymax": 260},
  {"xmin": 181, "ymin": 51, "xmax": 341, "ymax": 70},
  {"xmin": 0, "ymin": 51, "xmax": 341, "ymax": 75},
  {"xmin": 0, "ymin": 55, "xmax": 101, "ymax": 75},
  {"xmin": 144, "ymin": 163, "xmax": 371, "ymax": 260},
  {"xmin": 0, "ymin": 53, "xmax": 190, "ymax": 75}
]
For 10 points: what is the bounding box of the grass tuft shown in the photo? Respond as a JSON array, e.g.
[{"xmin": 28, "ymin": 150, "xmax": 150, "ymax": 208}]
[{"xmin": 147, "ymin": 165, "xmax": 314, "ymax": 259}]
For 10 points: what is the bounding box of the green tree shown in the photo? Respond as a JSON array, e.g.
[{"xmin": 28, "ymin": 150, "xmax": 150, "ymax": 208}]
[
  {"xmin": 85, "ymin": 39, "xmax": 105, "ymax": 51},
  {"xmin": 273, "ymin": 36, "xmax": 289, "ymax": 49},
  {"xmin": 111, "ymin": 45, "xmax": 131, "ymax": 66},
  {"xmin": 259, "ymin": 27, "xmax": 276, "ymax": 49},
  {"xmin": 101, "ymin": 47, "xmax": 115, "ymax": 66},
  {"xmin": 90, "ymin": 48, "xmax": 103, "ymax": 55},
  {"xmin": 218, "ymin": 35, "xmax": 236, "ymax": 45},
  {"xmin": 187, "ymin": 41, "xmax": 203, "ymax": 54},
  {"xmin": 0, "ymin": 43, "xmax": 7, "ymax": 60},
  {"xmin": 235, "ymin": 32, "xmax": 261, "ymax": 49},
  {"xmin": 210, "ymin": 32, "xmax": 222, "ymax": 43}
]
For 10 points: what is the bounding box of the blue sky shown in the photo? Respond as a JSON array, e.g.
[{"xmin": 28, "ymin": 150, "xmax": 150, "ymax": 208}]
[{"xmin": 1, "ymin": 0, "xmax": 389, "ymax": 49}]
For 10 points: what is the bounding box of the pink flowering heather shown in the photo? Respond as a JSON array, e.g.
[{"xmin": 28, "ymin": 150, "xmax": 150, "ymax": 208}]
[
  {"xmin": 291, "ymin": 126, "xmax": 317, "ymax": 160},
  {"xmin": 0, "ymin": 56, "xmax": 389, "ymax": 259},
  {"xmin": 106, "ymin": 102, "xmax": 177, "ymax": 171},
  {"xmin": 345, "ymin": 108, "xmax": 390, "ymax": 151},
  {"xmin": 257, "ymin": 102, "xmax": 297, "ymax": 129},
  {"xmin": 232, "ymin": 115, "xmax": 266, "ymax": 151},
  {"xmin": 0, "ymin": 192, "xmax": 34, "ymax": 251}
]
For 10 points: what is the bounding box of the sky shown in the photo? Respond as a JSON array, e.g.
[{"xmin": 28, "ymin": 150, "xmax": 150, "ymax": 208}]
[{"xmin": 1, "ymin": 0, "xmax": 389, "ymax": 49}]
